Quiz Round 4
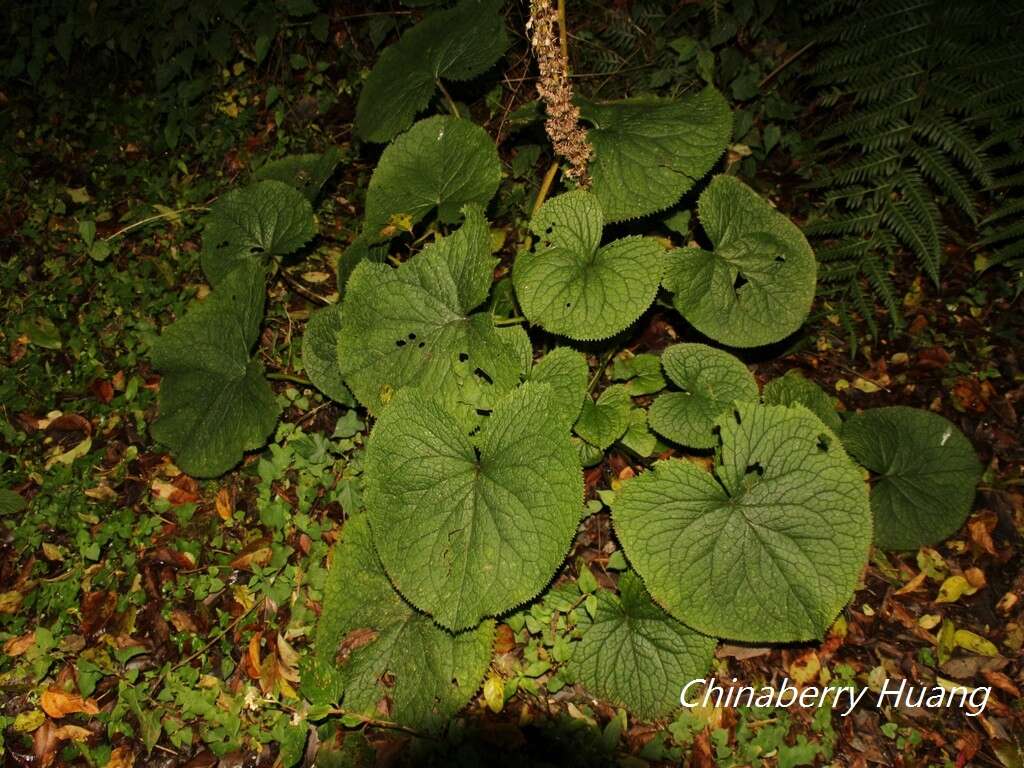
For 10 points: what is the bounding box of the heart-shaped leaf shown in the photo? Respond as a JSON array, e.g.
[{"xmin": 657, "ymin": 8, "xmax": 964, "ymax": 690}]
[
  {"xmin": 338, "ymin": 206, "xmax": 523, "ymax": 425},
  {"xmin": 663, "ymin": 176, "xmax": 817, "ymax": 348},
  {"xmin": 151, "ymin": 264, "xmax": 280, "ymax": 477},
  {"xmin": 253, "ymin": 148, "xmax": 342, "ymax": 202},
  {"xmin": 613, "ymin": 402, "xmax": 871, "ymax": 642},
  {"xmin": 200, "ymin": 180, "xmax": 316, "ymax": 286},
  {"xmin": 363, "ymin": 116, "xmax": 501, "ymax": 237},
  {"xmin": 302, "ymin": 303, "xmax": 354, "ymax": 406},
  {"xmin": 577, "ymin": 87, "xmax": 732, "ymax": 222},
  {"xmin": 514, "ymin": 191, "xmax": 665, "ymax": 341},
  {"xmin": 365, "ymin": 383, "xmax": 583, "ymax": 631},
  {"xmin": 619, "ymin": 409, "xmax": 658, "ymax": 457},
  {"xmin": 528, "ymin": 347, "xmax": 589, "ymax": 428},
  {"xmin": 648, "ymin": 343, "xmax": 758, "ymax": 449},
  {"xmin": 575, "ymin": 384, "xmax": 632, "ymax": 450},
  {"xmin": 840, "ymin": 406, "xmax": 980, "ymax": 550},
  {"xmin": 572, "ymin": 571, "xmax": 715, "ymax": 720},
  {"xmin": 354, "ymin": 0, "xmax": 508, "ymax": 143},
  {"xmin": 309, "ymin": 514, "xmax": 494, "ymax": 730},
  {"xmin": 763, "ymin": 370, "xmax": 841, "ymax": 433},
  {"xmin": 611, "ymin": 353, "xmax": 666, "ymax": 396}
]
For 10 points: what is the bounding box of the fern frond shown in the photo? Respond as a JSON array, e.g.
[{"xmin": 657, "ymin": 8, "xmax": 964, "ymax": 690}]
[
  {"xmin": 909, "ymin": 143, "xmax": 978, "ymax": 220},
  {"xmin": 912, "ymin": 111, "xmax": 991, "ymax": 186}
]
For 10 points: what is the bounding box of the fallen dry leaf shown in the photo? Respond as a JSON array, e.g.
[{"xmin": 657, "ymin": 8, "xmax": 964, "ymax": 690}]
[
  {"xmin": 105, "ymin": 745, "xmax": 135, "ymax": 768},
  {"xmin": 41, "ymin": 688, "xmax": 100, "ymax": 718},
  {"xmin": 4, "ymin": 630, "xmax": 36, "ymax": 656}
]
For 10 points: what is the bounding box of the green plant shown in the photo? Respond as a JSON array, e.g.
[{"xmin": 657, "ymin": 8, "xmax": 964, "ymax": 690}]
[
  {"xmin": 800, "ymin": 0, "xmax": 1024, "ymax": 333},
  {"xmin": 144, "ymin": 1, "xmax": 983, "ymax": 733}
]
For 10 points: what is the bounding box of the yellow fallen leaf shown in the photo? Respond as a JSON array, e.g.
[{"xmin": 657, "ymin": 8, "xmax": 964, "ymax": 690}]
[
  {"xmin": 483, "ymin": 673, "xmax": 504, "ymax": 713},
  {"xmin": 0, "ymin": 590, "xmax": 23, "ymax": 614},
  {"xmin": 41, "ymin": 688, "xmax": 100, "ymax": 718},
  {"xmin": 895, "ymin": 571, "xmax": 927, "ymax": 595},
  {"xmin": 918, "ymin": 614, "xmax": 942, "ymax": 630},
  {"xmin": 44, "ymin": 437, "xmax": 91, "ymax": 469},
  {"xmin": 954, "ymin": 629, "xmax": 999, "ymax": 657},
  {"xmin": 853, "ymin": 377, "xmax": 881, "ymax": 393},
  {"xmin": 938, "ymin": 620, "xmax": 956, "ymax": 665},
  {"xmin": 789, "ymin": 652, "xmax": 821, "ymax": 685},
  {"xmin": 13, "ymin": 709, "xmax": 45, "ymax": 732},
  {"xmin": 936, "ymin": 575, "xmax": 979, "ymax": 603},
  {"xmin": 937, "ymin": 573, "xmax": 974, "ymax": 606}
]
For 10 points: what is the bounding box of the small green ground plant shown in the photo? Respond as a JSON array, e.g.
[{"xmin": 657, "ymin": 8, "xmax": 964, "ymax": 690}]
[{"xmin": 141, "ymin": 0, "xmax": 983, "ymax": 738}]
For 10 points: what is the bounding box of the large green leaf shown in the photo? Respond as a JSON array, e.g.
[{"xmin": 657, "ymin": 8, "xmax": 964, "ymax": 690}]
[
  {"xmin": 663, "ymin": 176, "xmax": 817, "ymax": 348},
  {"xmin": 840, "ymin": 407, "xmax": 980, "ymax": 550},
  {"xmin": 575, "ymin": 384, "xmax": 632, "ymax": 450},
  {"xmin": 514, "ymin": 191, "xmax": 665, "ymax": 340},
  {"xmin": 253, "ymin": 148, "xmax": 342, "ymax": 202},
  {"xmin": 577, "ymin": 87, "xmax": 732, "ymax": 223},
  {"xmin": 0, "ymin": 490, "xmax": 26, "ymax": 516},
  {"xmin": 528, "ymin": 347, "xmax": 589, "ymax": 428},
  {"xmin": 648, "ymin": 343, "xmax": 758, "ymax": 449},
  {"xmin": 151, "ymin": 264, "xmax": 280, "ymax": 478},
  {"xmin": 363, "ymin": 116, "xmax": 502, "ymax": 237},
  {"xmin": 337, "ymin": 206, "xmax": 523, "ymax": 424},
  {"xmin": 200, "ymin": 180, "xmax": 316, "ymax": 286},
  {"xmin": 309, "ymin": 514, "xmax": 494, "ymax": 731},
  {"xmin": 763, "ymin": 370, "xmax": 841, "ymax": 433},
  {"xmin": 365, "ymin": 383, "xmax": 583, "ymax": 631},
  {"xmin": 571, "ymin": 571, "xmax": 715, "ymax": 720},
  {"xmin": 354, "ymin": 0, "xmax": 508, "ymax": 143},
  {"xmin": 302, "ymin": 303, "xmax": 354, "ymax": 406},
  {"xmin": 613, "ymin": 402, "xmax": 871, "ymax": 642}
]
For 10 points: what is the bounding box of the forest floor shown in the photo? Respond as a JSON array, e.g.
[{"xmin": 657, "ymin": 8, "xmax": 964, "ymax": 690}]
[{"xmin": 1, "ymin": 8, "xmax": 1023, "ymax": 768}]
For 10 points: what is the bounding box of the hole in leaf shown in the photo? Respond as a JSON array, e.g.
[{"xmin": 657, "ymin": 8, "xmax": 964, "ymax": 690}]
[
  {"xmin": 745, "ymin": 462, "xmax": 764, "ymax": 477},
  {"xmin": 474, "ymin": 367, "xmax": 494, "ymax": 385},
  {"xmin": 565, "ymin": 302, "xmax": 572, "ymax": 309},
  {"xmin": 417, "ymin": 341, "xmax": 425, "ymax": 348},
  {"xmin": 733, "ymin": 272, "xmax": 749, "ymax": 291},
  {"xmin": 458, "ymin": 352, "xmax": 469, "ymax": 363},
  {"xmin": 249, "ymin": 245, "xmax": 265, "ymax": 255},
  {"xmin": 395, "ymin": 339, "xmax": 406, "ymax": 348},
  {"xmin": 408, "ymin": 332, "xmax": 416, "ymax": 340},
  {"xmin": 817, "ymin": 434, "xmax": 831, "ymax": 452},
  {"xmin": 733, "ymin": 409, "xmax": 742, "ymax": 425}
]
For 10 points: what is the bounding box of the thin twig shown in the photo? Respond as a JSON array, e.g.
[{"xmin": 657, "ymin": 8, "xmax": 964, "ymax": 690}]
[
  {"xmin": 280, "ymin": 270, "xmax": 333, "ymax": 305},
  {"xmin": 759, "ymin": 41, "xmax": 814, "ymax": 88},
  {"xmin": 103, "ymin": 206, "xmax": 209, "ymax": 242},
  {"xmin": 587, "ymin": 348, "xmax": 617, "ymax": 394}
]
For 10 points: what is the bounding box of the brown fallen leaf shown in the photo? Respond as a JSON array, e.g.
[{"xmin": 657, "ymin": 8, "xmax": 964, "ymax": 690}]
[
  {"xmin": 168, "ymin": 609, "xmax": 198, "ymax": 633},
  {"xmin": 215, "ymin": 487, "xmax": 233, "ymax": 522},
  {"xmin": 895, "ymin": 570, "xmax": 927, "ymax": 595},
  {"xmin": 230, "ymin": 545, "xmax": 272, "ymax": 571},
  {"xmin": 40, "ymin": 688, "xmax": 100, "ymax": 718},
  {"xmin": 105, "ymin": 745, "xmax": 135, "ymax": 768},
  {"xmin": 4, "ymin": 630, "xmax": 36, "ymax": 656},
  {"xmin": 338, "ymin": 627, "xmax": 380, "ymax": 663},
  {"xmin": 493, "ymin": 624, "xmax": 516, "ymax": 654}
]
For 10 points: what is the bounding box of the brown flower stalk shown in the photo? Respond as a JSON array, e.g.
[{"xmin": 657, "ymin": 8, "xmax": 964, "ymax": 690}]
[{"xmin": 528, "ymin": 0, "xmax": 591, "ymax": 186}]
